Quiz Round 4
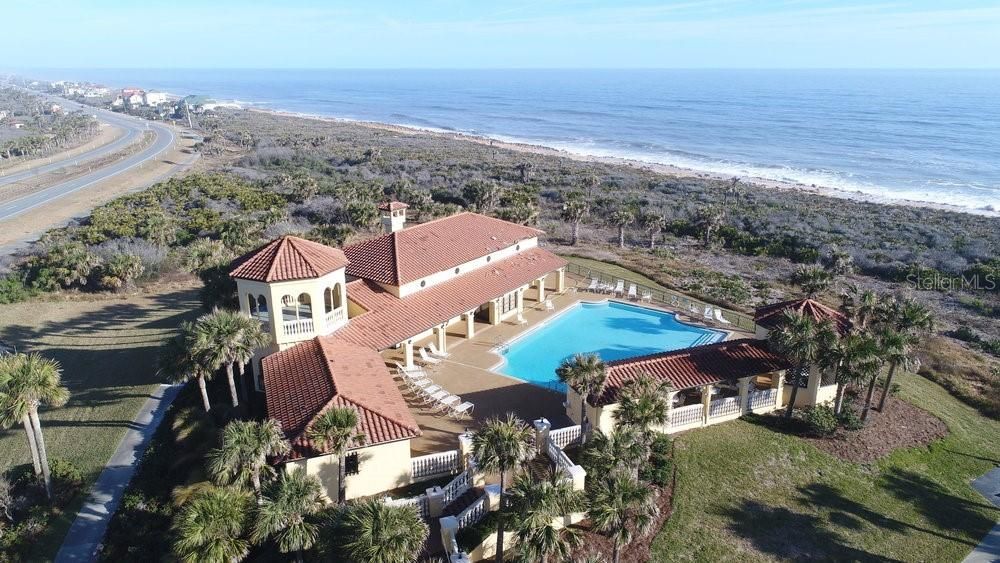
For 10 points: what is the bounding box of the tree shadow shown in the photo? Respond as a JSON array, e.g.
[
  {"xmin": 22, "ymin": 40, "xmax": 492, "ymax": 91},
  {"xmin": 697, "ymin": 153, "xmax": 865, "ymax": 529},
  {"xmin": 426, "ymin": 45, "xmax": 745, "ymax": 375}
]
[
  {"xmin": 879, "ymin": 469, "xmax": 999, "ymax": 539},
  {"xmin": 718, "ymin": 499, "xmax": 903, "ymax": 562}
]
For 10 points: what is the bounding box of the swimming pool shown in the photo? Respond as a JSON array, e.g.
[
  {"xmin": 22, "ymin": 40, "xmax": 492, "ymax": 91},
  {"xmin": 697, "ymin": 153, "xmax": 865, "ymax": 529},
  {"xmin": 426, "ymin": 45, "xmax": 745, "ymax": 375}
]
[{"xmin": 495, "ymin": 301, "xmax": 726, "ymax": 392}]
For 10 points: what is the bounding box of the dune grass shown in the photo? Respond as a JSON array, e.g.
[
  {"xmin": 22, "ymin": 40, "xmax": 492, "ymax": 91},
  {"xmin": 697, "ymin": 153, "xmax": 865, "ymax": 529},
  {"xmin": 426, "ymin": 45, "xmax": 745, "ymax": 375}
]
[
  {"xmin": 0, "ymin": 284, "xmax": 201, "ymax": 560},
  {"xmin": 563, "ymin": 255, "xmax": 669, "ymax": 291},
  {"xmin": 652, "ymin": 371, "xmax": 1000, "ymax": 562}
]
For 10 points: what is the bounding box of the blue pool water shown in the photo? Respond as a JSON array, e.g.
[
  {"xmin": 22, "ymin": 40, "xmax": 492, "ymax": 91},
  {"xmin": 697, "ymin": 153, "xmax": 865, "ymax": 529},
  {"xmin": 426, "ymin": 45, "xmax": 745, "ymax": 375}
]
[{"xmin": 496, "ymin": 301, "xmax": 725, "ymax": 392}]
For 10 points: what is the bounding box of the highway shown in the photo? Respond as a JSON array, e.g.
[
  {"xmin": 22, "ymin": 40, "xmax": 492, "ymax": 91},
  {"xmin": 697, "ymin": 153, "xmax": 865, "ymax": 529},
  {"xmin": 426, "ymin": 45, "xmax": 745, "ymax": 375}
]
[{"xmin": 0, "ymin": 97, "xmax": 177, "ymax": 222}]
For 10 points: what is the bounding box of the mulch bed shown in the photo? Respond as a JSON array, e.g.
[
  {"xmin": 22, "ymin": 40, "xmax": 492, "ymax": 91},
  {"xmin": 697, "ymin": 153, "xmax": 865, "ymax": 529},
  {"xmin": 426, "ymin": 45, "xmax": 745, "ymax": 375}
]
[
  {"xmin": 566, "ymin": 480, "xmax": 675, "ymax": 562},
  {"xmin": 804, "ymin": 396, "xmax": 949, "ymax": 463}
]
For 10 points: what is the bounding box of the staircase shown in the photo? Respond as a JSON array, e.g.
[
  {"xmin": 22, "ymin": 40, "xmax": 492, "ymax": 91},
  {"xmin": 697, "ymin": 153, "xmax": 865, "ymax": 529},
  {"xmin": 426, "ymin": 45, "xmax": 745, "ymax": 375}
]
[{"xmin": 442, "ymin": 486, "xmax": 484, "ymax": 517}]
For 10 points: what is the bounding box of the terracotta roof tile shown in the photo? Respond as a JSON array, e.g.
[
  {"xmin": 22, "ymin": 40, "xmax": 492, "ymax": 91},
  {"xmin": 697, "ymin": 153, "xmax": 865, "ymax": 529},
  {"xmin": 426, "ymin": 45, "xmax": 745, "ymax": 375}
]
[
  {"xmin": 262, "ymin": 337, "xmax": 420, "ymax": 460},
  {"xmin": 378, "ymin": 201, "xmax": 409, "ymax": 211},
  {"xmin": 344, "ymin": 213, "xmax": 544, "ymax": 285},
  {"xmin": 230, "ymin": 236, "xmax": 349, "ymax": 282},
  {"xmin": 594, "ymin": 338, "xmax": 790, "ymax": 406},
  {"xmin": 754, "ymin": 298, "xmax": 851, "ymax": 334},
  {"xmin": 337, "ymin": 248, "xmax": 568, "ymax": 350}
]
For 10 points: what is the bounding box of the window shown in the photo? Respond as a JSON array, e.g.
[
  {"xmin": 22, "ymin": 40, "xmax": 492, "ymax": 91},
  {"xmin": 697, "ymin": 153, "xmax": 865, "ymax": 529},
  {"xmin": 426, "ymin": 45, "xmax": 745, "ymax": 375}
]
[
  {"xmin": 516, "ymin": 244, "xmax": 521, "ymax": 251},
  {"xmin": 486, "ymin": 255, "xmax": 491, "ymax": 263},
  {"xmin": 498, "ymin": 290, "xmax": 517, "ymax": 315},
  {"xmin": 333, "ymin": 284, "xmax": 342, "ymax": 309},
  {"xmin": 420, "ymin": 280, "xmax": 427, "ymax": 288},
  {"xmin": 454, "ymin": 267, "xmax": 460, "ymax": 274},
  {"xmin": 784, "ymin": 365, "xmax": 810, "ymax": 388},
  {"xmin": 344, "ymin": 452, "xmax": 360, "ymax": 475}
]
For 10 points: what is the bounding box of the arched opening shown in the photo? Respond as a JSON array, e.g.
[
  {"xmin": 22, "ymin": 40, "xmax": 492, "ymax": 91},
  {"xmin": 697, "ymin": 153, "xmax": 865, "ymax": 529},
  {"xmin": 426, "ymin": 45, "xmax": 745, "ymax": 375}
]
[
  {"xmin": 333, "ymin": 283, "xmax": 343, "ymax": 309},
  {"xmin": 324, "ymin": 288, "xmax": 333, "ymax": 314},
  {"xmin": 297, "ymin": 293, "xmax": 312, "ymax": 319},
  {"xmin": 248, "ymin": 293, "xmax": 257, "ymax": 313},
  {"xmin": 257, "ymin": 295, "xmax": 268, "ymax": 314}
]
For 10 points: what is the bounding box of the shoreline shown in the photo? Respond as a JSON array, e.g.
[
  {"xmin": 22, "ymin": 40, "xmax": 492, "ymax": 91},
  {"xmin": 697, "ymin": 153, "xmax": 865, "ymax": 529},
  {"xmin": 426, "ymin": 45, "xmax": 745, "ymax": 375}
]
[{"xmin": 249, "ymin": 107, "xmax": 998, "ymax": 218}]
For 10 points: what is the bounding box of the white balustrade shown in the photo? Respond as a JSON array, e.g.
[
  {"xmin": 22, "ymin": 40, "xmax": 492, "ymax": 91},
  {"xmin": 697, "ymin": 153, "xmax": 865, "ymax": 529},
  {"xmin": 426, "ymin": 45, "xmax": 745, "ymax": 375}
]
[
  {"xmin": 709, "ymin": 396, "xmax": 741, "ymax": 418},
  {"xmin": 549, "ymin": 425, "xmax": 582, "ymax": 449},
  {"xmin": 547, "ymin": 439, "xmax": 573, "ymax": 474},
  {"xmin": 282, "ymin": 318, "xmax": 315, "ymax": 336},
  {"xmin": 456, "ymin": 493, "xmax": 489, "ymax": 529},
  {"xmin": 441, "ymin": 470, "xmax": 471, "ymax": 506},
  {"xmin": 411, "ymin": 450, "xmax": 459, "ymax": 480},
  {"xmin": 325, "ymin": 308, "xmax": 346, "ymax": 327},
  {"xmin": 384, "ymin": 494, "xmax": 430, "ymax": 519},
  {"xmin": 749, "ymin": 388, "xmax": 778, "ymax": 410},
  {"xmin": 670, "ymin": 403, "xmax": 704, "ymax": 428}
]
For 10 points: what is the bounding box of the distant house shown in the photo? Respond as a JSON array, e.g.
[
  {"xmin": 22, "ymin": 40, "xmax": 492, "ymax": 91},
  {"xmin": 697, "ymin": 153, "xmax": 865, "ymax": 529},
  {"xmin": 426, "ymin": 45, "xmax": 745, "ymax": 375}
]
[
  {"xmin": 0, "ymin": 110, "xmax": 8, "ymax": 121},
  {"xmin": 84, "ymin": 86, "xmax": 110, "ymax": 98},
  {"xmin": 125, "ymin": 93, "xmax": 144, "ymax": 106},
  {"xmin": 144, "ymin": 91, "xmax": 168, "ymax": 106},
  {"xmin": 110, "ymin": 96, "xmax": 125, "ymax": 108},
  {"xmin": 48, "ymin": 104, "xmax": 63, "ymax": 115}
]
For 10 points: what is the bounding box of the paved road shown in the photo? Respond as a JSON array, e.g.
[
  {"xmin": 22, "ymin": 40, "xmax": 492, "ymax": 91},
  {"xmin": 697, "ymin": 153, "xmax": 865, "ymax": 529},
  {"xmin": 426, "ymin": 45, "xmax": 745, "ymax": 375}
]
[
  {"xmin": 964, "ymin": 467, "xmax": 1000, "ymax": 563},
  {"xmin": 54, "ymin": 384, "xmax": 182, "ymax": 563},
  {"xmin": 0, "ymin": 98, "xmax": 176, "ymax": 222}
]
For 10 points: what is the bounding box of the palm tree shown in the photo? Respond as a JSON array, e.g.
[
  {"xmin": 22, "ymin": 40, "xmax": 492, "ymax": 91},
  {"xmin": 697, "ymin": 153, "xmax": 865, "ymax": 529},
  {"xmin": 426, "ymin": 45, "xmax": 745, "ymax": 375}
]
[
  {"xmin": 580, "ymin": 428, "xmax": 647, "ymax": 478},
  {"xmin": 555, "ymin": 353, "xmax": 607, "ymax": 444},
  {"xmin": 588, "ymin": 471, "xmax": 659, "ymax": 563},
  {"xmin": 252, "ymin": 469, "xmax": 325, "ymax": 562},
  {"xmin": 172, "ymin": 487, "xmax": 253, "ymax": 563},
  {"xmin": 791, "ymin": 265, "xmax": 833, "ymax": 298},
  {"xmin": 877, "ymin": 299, "xmax": 932, "ymax": 412},
  {"xmin": 194, "ymin": 309, "xmax": 256, "ymax": 408},
  {"xmin": 861, "ymin": 329, "xmax": 906, "ymax": 422},
  {"xmin": 208, "ymin": 419, "xmax": 291, "ymax": 501},
  {"xmin": 840, "ymin": 286, "xmax": 883, "ymax": 331},
  {"xmin": 0, "ymin": 353, "xmax": 69, "ymax": 499},
  {"xmin": 0, "ymin": 357, "xmax": 42, "ymax": 480},
  {"xmin": 561, "ymin": 193, "xmax": 589, "ymax": 246},
  {"xmin": 609, "ymin": 208, "xmax": 634, "ymax": 249},
  {"xmin": 613, "ymin": 373, "xmax": 670, "ymax": 442},
  {"xmin": 307, "ymin": 407, "xmax": 365, "ymax": 504},
  {"xmin": 471, "ymin": 413, "xmax": 537, "ymax": 563},
  {"xmin": 506, "ymin": 472, "xmax": 584, "ymax": 563},
  {"xmin": 828, "ymin": 330, "xmax": 880, "ymax": 415},
  {"xmin": 641, "ymin": 212, "xmax": 666, "ymax": 249},
  {"xmin": 158, "ymin": 321, "xmax": 214, "ymax": 412},
  {"xmin": 768, "ymin": 310, "xmax": 821, "ymax": 419},
  {"xmin": 340, "ymin": 498, "xmax": 429, "ymax": 563},
  {"xmin": 693, "ymin": 205, "xmax": 725, "ymax": 247}
]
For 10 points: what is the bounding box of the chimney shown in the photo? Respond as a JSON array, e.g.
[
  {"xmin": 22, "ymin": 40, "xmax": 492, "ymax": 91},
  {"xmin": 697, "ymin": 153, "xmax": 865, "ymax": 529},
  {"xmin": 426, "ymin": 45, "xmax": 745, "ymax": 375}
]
[{"xmin": 379, "ymin": 201, "xmax": 408, "ymax": 234}]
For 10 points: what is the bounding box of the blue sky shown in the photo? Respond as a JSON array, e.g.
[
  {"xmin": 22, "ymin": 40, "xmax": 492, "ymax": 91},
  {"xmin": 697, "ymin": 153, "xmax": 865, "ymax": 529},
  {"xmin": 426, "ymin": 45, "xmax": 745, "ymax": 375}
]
[{"xmin": 6, "ymin": 0, "xmax": 1000, "ymax": 68}]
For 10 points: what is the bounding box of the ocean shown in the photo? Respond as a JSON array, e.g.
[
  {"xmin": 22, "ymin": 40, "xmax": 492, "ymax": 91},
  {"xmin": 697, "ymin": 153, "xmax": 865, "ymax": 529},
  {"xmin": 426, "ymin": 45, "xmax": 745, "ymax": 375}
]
[{"xmin": 24, "ymin": 68, "xmax": 1000, "ymax": 213}]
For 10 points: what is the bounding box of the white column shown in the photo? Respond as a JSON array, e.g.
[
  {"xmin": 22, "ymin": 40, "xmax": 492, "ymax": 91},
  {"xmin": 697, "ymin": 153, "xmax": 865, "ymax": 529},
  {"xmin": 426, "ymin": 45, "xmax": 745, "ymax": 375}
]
[
  {"xmin": 666, "ymin": 390, "xmax": 678, "ymax": 430},
  {"xmin": 774, "ymin": 370, "xmax": 785, "ymax": 409},
  {"xmin": 702, "ymin": 385, "xmax": 713, "ymax": 425},
  {"xmin": 403, "ymin": 340, "xmax": 415, "ymax": 369},
  {"xmin": 738, "ymin": 377, "xmax": 751, "ymax": 413},
  {"xmin": 436, "ymin": 324, "xmax": 448, "ymax": 354},
  {"xmin": 556, "ymin": 268, "xmax": 566, "ymax": 292},
  {"xmin": 464, "ymin": 312, "xmax": 475, "ymax": 338},
  {"xmin": 537, "ymin": 277, "xmax": 546, "ymax": 302}
]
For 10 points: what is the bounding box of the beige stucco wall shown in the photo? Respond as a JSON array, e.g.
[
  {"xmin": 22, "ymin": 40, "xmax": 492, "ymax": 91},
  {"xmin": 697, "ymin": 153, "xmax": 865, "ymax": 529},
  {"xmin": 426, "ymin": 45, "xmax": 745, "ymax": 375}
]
[
  {"xmin": 285, "ymin": 439, "xmax": 413, "ymax": 502},
  {"xmin": 396, "ymin": 237, "xmax": 538, "ymax": 298},
  {"xmin": 566, "ymin": 386, "xmax": 617, "ymax": 435}
]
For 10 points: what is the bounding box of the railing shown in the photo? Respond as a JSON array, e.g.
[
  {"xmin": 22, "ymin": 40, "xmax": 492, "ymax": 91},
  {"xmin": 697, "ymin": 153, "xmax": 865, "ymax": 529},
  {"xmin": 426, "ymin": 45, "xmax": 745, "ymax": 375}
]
[
  {"xmin": 549, "ymin": 425, "xmax": 582, "ymax": 449},
  {"xmin": 709, "ymin": 396, "xmax": 742, "ymax": 418},
  {"xmin": 441, "ymin": 470, "xmax": 471, "ymax": 507},
  {"xmin": 325, "ymin": 307, "xmax": 346, "ymax": 327},
  {"xmin": 748, "ymin": 388, "xmax": 778, "ymax": 410},
  {"xmin": 384, "ymin": 494, "xmax": 430, "ymax": 519},
  {"xmin": 547, "ymin": 439, "xmax": 574, "ymax": 475},
  {"xmin": 411, "ymin": 450, "xmax": 460, "ymax": 480},
  {"xmin": 670, "ymin": 403, "xmax": 704, "ymax": 428},
  {"xmin": 251, "ymin": 314, "xmax": 270, "ymax": 332},
  {"xmin": 565, "ymin": 262, "xmax": 757, "ymax": 332},
  {"xmin": 456, "ymin": 493, "xmax": 489, "ymax": 530},
  {"xmin": 282, "ymin": 318, "xmax": 315, "ymax": 336}
]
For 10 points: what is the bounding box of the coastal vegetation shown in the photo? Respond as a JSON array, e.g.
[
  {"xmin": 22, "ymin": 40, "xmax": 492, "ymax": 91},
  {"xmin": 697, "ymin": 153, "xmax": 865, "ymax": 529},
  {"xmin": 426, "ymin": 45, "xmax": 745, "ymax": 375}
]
[{"xmin": 0, "ymin": 88, "xmax": 99, "ymax": 161}]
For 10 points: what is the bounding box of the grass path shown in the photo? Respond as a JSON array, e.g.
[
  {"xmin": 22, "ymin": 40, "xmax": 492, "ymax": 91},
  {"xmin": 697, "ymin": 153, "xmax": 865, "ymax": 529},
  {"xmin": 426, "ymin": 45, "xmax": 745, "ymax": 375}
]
[
  {"xmin": 652, "ymin": 371, "xmax": 1000, "ymax": 562},
  {"xmin": 0, "ymin": 283, "xmax": 201, "ymax": 559}
]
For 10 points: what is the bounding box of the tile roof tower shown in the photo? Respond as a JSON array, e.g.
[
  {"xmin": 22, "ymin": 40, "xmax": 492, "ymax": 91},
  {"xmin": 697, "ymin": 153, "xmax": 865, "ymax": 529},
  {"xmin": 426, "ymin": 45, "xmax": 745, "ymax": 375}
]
[{"xmin": 379, "ymin": 201, "xmax": 408, "ymax": 234}]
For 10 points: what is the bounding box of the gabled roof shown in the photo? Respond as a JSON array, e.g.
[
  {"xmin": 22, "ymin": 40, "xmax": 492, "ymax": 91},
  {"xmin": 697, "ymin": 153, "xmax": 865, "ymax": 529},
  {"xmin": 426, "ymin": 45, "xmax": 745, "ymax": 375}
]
[
  {"xmin": 594, "ymin": 338, "xmax": 790, "ymax": 406},
  {"xmin": 343, "ymin": 212, "xmax": 544, "ymax": 286},
  {"xmin": 262, "ymin": 337, "xmax": 421, "ymax": 460},
  {"xmin": 229, "ymin": 236, "xmax": 349, "ymax": 282},
  {"xmin": 337, "ymin": 248, "xmax": 567, "ymax": 350},
  {"xmin": 754, "ymin": 298, "xmax": 851, "ymax": 334}
]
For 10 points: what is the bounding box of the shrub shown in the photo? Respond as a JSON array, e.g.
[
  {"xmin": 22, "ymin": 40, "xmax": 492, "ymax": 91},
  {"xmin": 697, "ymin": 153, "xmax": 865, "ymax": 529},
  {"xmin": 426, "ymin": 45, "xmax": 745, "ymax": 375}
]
[
  {"xmin": 49, "ymin": 458, "xmax": 83, "ymax": 506},
  {"xmin": 838, "ymin": 407, "xmax": 864, "ymax": 431},
  {"xmin": 26, "ymin": 241, "xmax": 99, "ymax": 290},
  {"xmin": 456, "ymin": 510, "xmax": 500, "ymax": 552},
  {"xmin": 640, "ymin": 433, "xmax": 673, "ymax": 486},
  {"xmin": 95, "ymin": 252, "xmax": 144, "ymax": 292},
  {"xmin": 0, "ymin": 274, "xmax": 35, "ymax": 304},
  {"xmin": 803, "ymin": 405, "xmax": 839, "ymax": 437},
  {"xmin": 182, "ymin": 239, "xmax": 232, "ymax": 274}
]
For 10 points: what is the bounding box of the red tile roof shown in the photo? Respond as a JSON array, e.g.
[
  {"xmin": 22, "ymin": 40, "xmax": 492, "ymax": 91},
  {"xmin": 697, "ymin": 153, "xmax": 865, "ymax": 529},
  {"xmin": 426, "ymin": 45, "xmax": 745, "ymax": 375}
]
[
  {"xmin": 378, "ymin": 201, "xmax": 409, "ymax": 211},
  {"xmin": 754, "ymin": 298, "xmax": 851, "ymax": 334},
  {"xmin": 337, "ymin": 247, "xmax": 567, "ymax": 350},
  {"xmin": 262, "ymin": 337, "xmax": 420, "ymax": 460},
  {"xmin": 230, "ymin": 236, "xmax": 349, "ymax": 282},
  {"xmin": 343, "ymin": 212, "xmax": 544, "ymax": 285},
  {"xmin": 594, "ymin": 338, "xmax": 790, "ymax": 406}
]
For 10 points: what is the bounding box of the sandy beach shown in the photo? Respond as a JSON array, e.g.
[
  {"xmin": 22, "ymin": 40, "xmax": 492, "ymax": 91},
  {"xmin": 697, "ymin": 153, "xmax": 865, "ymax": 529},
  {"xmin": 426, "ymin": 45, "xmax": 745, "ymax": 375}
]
[{"xmin": 251, "ymin": 107, "xmax": 998, "ymax": 218}]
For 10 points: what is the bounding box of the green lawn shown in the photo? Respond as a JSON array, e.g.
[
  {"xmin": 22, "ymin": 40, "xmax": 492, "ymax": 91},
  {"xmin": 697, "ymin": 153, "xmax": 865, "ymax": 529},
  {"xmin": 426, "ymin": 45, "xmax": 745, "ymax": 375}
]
[
  {"xmin": 0, "ymin": 284, "xmax": 201, "ymax": 559},
  {"xmin": 652, "ymin": 371, "xmax": 1000, "ymax": 562}
]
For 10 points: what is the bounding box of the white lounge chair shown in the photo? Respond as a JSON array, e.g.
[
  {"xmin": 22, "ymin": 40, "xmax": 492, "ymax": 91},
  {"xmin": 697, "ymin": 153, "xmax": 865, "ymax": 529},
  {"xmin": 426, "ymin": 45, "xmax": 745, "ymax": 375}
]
[
  {"xmin": 394, "ymin": 362, "xmax": 428, "ymax": 378},
  {"xmin": 627, "ymin": 283, "xmax": 638, "ymax": 300},
  {"xmin": 703, "ymin": 306, "xmax": 714, "ymax": 321},
  {"xmin": 587, "ymin": 278, "xmax": 599, "ymax": 292},
  {"xmin": 641, "ymin": 290, "xmax": 652, "ymax": 302},
  {"xmin": 422, "ymin": 389, "xmax": 449, "ymax": 405},
  {"xmin": 614, "ymin": 280, "xmax": 625, "ymax": 296},
  {"xmin": 432, "ymin": 394, "xmax": 461, "ymax": 412},
  {"xmin": 418, "ymin": 347, "xmax": 442, "ymax": 365},
  {"xmin": 714, "ymin": 308, "xmax": 732, "ymax": 324},
  {"xmin": 544, "ymin": 299, "xmax": 554, "ymax": 311},
  {"xmin": 418, "ymin": 385, "xmax": 443, "ymax": 400},
  {"xmin": 449, "ymin": 401, "xmax": 475, "ymax": 420},
  {"xmin": 428, "ymin": 342, "xmax": 450, "ymax": 358},
  {"xmin": 405, "ymin": 377, "xmax": 433, "ymax": 392}
]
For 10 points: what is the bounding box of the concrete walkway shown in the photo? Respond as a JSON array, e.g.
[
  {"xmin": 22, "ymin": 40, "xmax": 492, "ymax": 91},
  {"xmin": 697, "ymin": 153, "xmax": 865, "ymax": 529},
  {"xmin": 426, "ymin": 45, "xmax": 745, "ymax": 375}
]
[
  {"xmin": 964, "ymin": 468, "xmax": 1000, "ymax": 563},
  {"xmin": 55, "ymin": 384, "xmax": 182, "ymax": 562}
]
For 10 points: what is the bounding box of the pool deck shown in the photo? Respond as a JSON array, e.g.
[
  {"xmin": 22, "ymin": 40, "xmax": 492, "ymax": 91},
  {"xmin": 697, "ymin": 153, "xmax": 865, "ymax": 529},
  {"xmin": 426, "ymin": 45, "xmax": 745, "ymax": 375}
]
[{"xmin": 385, "ymin": 277, "xmax": 753, "ymax": 455}]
